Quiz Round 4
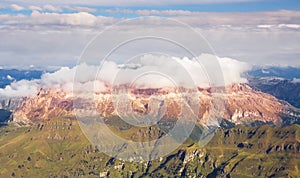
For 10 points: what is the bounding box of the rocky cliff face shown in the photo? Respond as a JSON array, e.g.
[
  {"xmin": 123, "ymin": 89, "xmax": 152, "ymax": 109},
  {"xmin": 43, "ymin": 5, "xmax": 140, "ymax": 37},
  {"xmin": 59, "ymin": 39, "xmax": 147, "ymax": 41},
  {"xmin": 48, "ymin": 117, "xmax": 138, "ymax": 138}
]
[
  {"xmin": 11, "ymin": 84, "xmax": 298, "ymax": 126},
  {"xmin": 0, "ymin": 97, "xmax": 24, "ymax": 111},
  {"xmin": 0, "ymin": 97, "xmax": 24, "ymax": 123},
  {"xmin": 12, "ymin": 89, "xmax": 74, "ymax": 124}
]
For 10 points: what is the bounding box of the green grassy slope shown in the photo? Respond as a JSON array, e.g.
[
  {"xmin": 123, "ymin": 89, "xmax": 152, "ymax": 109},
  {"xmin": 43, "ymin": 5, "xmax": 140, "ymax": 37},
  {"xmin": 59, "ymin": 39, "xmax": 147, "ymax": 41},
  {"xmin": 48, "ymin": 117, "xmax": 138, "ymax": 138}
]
[{"xmin": 0, "ymin": 118, "xmax": 299, "ymax": 177}]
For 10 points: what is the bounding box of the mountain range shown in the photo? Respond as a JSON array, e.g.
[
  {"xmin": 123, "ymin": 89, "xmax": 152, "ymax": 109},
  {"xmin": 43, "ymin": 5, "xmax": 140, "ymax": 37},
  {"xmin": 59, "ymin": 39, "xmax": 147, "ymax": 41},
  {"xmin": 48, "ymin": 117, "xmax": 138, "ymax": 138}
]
[
  {"xmin": 3, "ymin": 83, "xmax": 299, "ymax": 127},
  {"xmin": 0, "ymin": 66, "xmax": 299, "ymax": 177}
]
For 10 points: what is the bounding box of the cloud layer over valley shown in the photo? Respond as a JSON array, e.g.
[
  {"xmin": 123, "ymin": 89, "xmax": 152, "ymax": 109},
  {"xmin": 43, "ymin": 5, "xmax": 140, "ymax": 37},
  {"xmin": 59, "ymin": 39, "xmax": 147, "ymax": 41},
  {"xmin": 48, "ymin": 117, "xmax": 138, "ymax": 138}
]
[{"xmin": 0, "ymin": 54, "xmax": 251, "ymax": 97}]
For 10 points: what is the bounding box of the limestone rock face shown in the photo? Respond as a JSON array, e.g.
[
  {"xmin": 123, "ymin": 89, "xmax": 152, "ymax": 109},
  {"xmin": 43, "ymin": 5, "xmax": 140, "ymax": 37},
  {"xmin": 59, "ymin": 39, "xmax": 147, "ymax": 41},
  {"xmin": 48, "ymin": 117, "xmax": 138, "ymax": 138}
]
[
  {"xmin": 11, "ymin": 84, "xmax": 298, "ymax": 126},
  {"xmin": 0, "ymin": 97, "xmax": 24, "ymax": 111}
]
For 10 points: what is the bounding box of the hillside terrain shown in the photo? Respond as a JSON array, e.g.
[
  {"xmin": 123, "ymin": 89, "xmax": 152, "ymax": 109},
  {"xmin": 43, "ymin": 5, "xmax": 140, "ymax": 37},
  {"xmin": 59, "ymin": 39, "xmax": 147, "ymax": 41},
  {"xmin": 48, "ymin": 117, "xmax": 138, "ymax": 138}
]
[{"xmin": 0, "ymin": 118, "xmax": 299, "ymax": 177}]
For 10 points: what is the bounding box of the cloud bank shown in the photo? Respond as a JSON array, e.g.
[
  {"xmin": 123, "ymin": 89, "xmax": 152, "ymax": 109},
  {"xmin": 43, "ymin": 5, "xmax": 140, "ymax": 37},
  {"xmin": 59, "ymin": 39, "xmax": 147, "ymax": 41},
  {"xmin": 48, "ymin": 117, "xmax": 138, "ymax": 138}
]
[
  {"xmin": 1, "ymin": 10, "xmax": 300, "ymax": 29},
  {"xmin": 0, "ymin": 54, "xmax": 251, "ymax": 97},
  {"xmin": 0, "ymin": 10, "xmax": 299, "ymax": 68},
  {"xmin": 10, "ymin": 4, "xmax": 24, "ymax": 11}
]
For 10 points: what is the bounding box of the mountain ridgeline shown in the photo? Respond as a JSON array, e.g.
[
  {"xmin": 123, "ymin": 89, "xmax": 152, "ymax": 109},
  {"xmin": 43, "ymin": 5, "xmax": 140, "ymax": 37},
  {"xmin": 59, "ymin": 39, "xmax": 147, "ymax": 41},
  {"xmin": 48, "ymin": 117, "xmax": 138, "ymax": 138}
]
[{"xmin": 4, "ymin": 83, "xmax": 300, "ymax": 127}]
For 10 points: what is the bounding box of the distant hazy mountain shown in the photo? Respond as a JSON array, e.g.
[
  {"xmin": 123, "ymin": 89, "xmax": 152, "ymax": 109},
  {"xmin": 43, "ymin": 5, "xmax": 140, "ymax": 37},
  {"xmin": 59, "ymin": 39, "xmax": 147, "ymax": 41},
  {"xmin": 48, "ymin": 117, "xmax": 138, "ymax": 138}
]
[
  {"xmin": 248, "ymin": 66, "xmax": 300, "ymax": 79},
  {"xmin": 248, "ymin": 77, "xmax": 300, "ymax": 108},
  {"xmin": 0, "ymin": 69, "xmax": 44, "ymax": 88},
  {"xmin": 248, "ymin": 66, "xmax": 300, "ymax": 108}
]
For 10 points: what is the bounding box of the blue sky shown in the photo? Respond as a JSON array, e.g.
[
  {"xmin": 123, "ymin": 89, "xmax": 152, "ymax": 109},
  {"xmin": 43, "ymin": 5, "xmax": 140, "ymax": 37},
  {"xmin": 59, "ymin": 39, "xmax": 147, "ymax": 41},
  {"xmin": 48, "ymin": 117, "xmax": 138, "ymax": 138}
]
[
  {"xmin": 172, "ymin": 0, "xmax": 300, "ymax": 12},
  {"xmin": 98, "ymin": 0, "xmax": 300, "ymax": 13},
  {"xmin": 1, "ymin": 0, "xmax": 300, "ymax": 17}
]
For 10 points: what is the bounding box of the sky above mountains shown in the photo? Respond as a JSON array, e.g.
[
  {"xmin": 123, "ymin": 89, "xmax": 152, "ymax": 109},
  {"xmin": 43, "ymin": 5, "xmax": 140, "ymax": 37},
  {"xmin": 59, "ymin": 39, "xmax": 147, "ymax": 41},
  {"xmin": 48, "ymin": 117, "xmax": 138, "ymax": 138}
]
[
  {"xmin": 1, "ymin": 0, "xmax": 300, "ymax": 13},
  {"xmin": 0, "ymin": 0, "xmax": 299, "ymax": 69}
]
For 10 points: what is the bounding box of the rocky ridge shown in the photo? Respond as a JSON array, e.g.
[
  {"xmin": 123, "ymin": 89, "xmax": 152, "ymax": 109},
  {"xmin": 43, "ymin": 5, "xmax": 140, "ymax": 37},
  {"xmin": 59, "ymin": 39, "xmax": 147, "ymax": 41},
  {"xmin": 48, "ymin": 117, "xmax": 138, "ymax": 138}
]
[{"xmin": 10, "ymin": 83, "xmax": 299, "ymax": 126}]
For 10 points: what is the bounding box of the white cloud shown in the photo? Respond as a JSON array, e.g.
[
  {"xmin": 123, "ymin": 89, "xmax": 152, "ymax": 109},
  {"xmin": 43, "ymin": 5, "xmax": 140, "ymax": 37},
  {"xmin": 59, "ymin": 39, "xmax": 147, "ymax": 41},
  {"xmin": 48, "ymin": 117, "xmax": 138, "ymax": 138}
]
[
  {"xmin": 29, "ymin": 5, "xmax": 42, "ymax": 11},
  {"xmin": 72, "ymin": 6, "xmax": 97, "ymax": 13},
  {"xmin": 30, "ymin": 11, "xmax": 97, "ymax": 26},
  {"xmin": 1, "ymin": 10, "xmax": 299, "ymax": 29},
  {"xmin": 217, "ymin": 56, "xmax": 251, "ymax": 84},
  {"xmin": 5, "ymin": 8, "xmax": 296, "ymax": 31},
  {"xmin": 0, "ymin": 54, "xmax": 251, "ymax": 97},
  {"xmin": 6, "ymin": 75, "xmax": 14, "ymax": 81},
  {"xmin": 257, "ymin": 25, "xmax": 300, "ymax": 31},
  {"xmin": 0, "ymin": 10, "xmax": 299, "ymax": 68},
  {"xmin": 10, "ymin": 4, "xmax": 24, "ymax": 11},
  {"xmin": 257, "ymin": 24, "xmax": 274, "ymax": 29},
  {"xmin": 28, "ymin": 5, "xmax": 97, "ymax": 13},
  {"xmin": 0, "ymin": 79, "xmax": 39, "ymax": 97},
  {"xmin": 105, "ymin": 8, "xmax": 134, "ymax": 14},
  {"xmin": 0, "ymin": 11, "xmax": 117, "ymax": 27},
  {"xmin": 278, "ymin": 24, "xmax": 300, "ymax": 29},
  {"xmin": 135, "ymin": 9, "xmax": 193, "ymax": 16},
  {"xmin": 43, "ymin": 4, "xmax": 62, "ymax": 12},
  {"xmin": 174, "ymin": 10, "xmax": 300, "ymax": 27},
  {"xmin": 292, "ymin": 78, "xmax": 300, "ymax": 83}
]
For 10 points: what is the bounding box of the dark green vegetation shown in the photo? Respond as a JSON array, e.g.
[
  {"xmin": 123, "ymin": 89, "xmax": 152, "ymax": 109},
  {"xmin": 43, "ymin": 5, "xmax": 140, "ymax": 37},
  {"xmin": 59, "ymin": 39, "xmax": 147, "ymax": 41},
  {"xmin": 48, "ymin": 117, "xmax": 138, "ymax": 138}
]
[{"xmin": 0, "ymin": 118, "xmax": 299, "ymax": 177}]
